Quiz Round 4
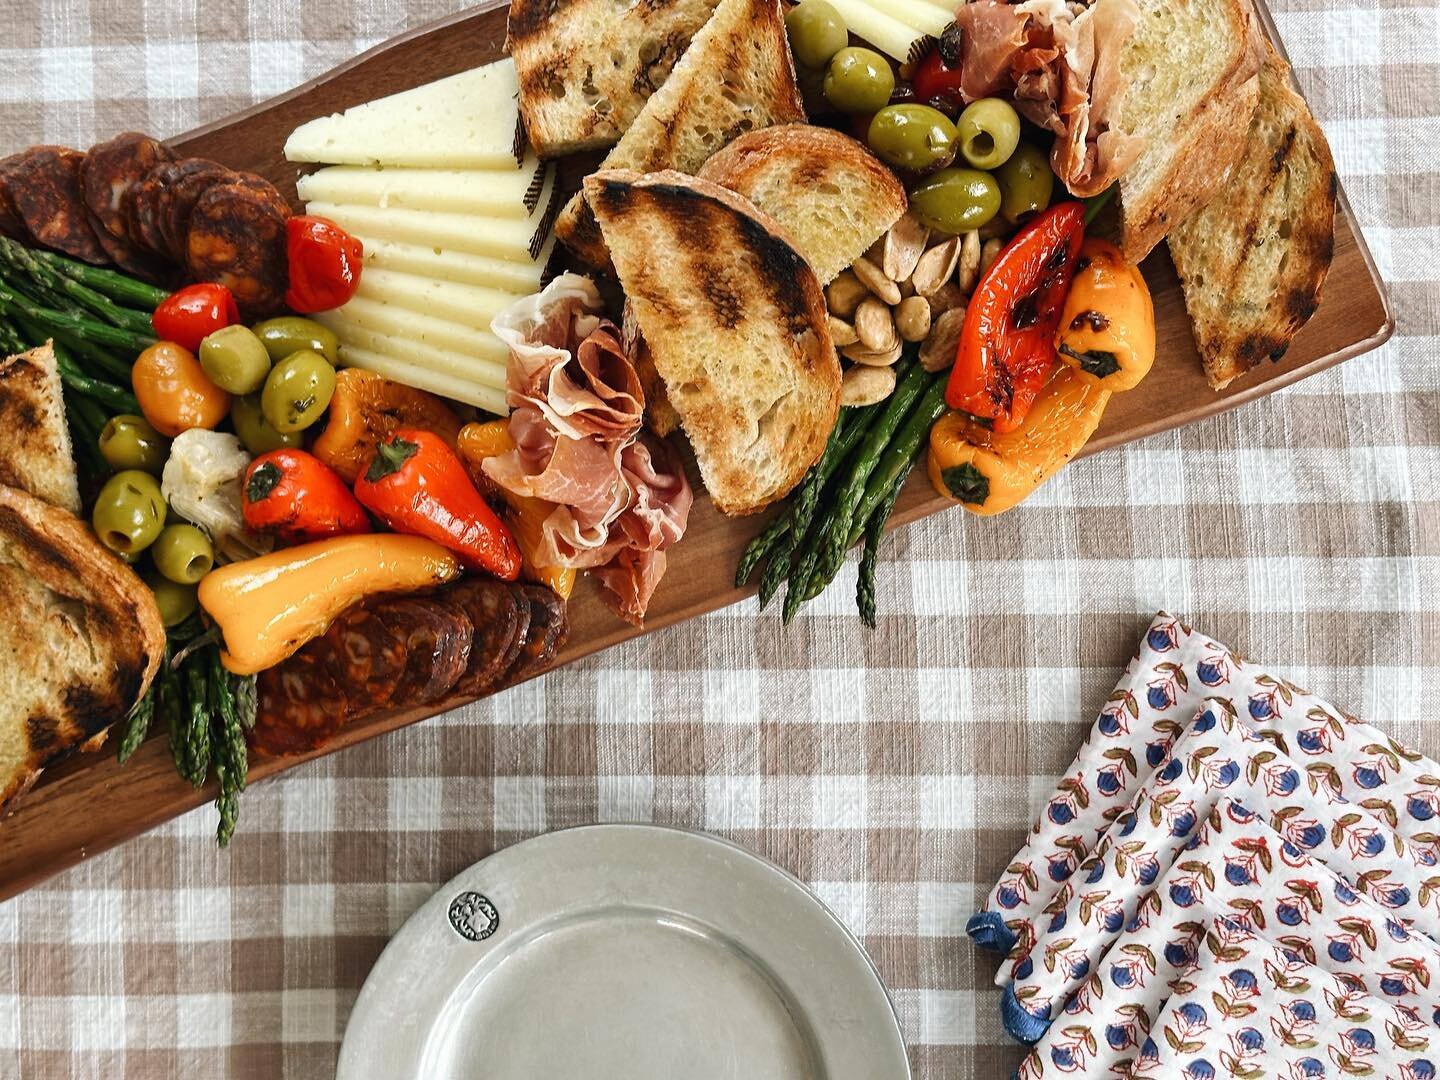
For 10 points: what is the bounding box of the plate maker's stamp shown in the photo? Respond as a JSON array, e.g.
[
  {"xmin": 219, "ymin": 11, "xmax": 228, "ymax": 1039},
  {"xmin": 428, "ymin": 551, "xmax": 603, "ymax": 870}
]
[{"xmin": 448, "ymin": 891, "xmax": 499, "ymax": 941}]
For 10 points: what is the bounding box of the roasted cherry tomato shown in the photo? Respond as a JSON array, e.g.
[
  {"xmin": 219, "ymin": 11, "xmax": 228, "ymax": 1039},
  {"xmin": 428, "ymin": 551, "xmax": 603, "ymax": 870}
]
[
  {"xmin": 284, "ymin": 215, "xmax": 363, "ymax": 314},
  {"xmin": 946, "ymin": 201, "xmax": 1086, "ymax": 433},
  {"xmin": 242, "ymin": 449, "xmax": 371, "ymax": 544},
  {"xmin": 909, "ymin": 27, "xmax": 965, "ymax": 110},
  {"xmin": 151, "ymin": 283, "xmax": 239, "ymax": 354}
]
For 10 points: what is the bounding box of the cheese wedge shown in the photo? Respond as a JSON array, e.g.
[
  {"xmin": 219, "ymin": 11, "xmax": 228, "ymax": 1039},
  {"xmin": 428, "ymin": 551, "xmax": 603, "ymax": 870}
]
[
  {"xmin": 296, "ymin": 159, "xmax": 549, "ymax": 218},
  {"xmin": 315, "ymin": 298, "xmax": 513, "ymax": 364},
  {"xmin": 826, "ymin": 0, "xmax": 931, "ymax": 59},
  {"xmin": 861, "ymin": 0, "xmax": 952, "ymax": 36},
  {"xmin": 285, "ymin": 60, "xmax": 525, "ymax": 169},
  {"xmin": 354, "ymin": 234, "xmax": 555, "ymax": 293},
  {"xmin": 352, "ymin": 269, "xmax": 526, "ymax": 332},
  {"xmin": 319, "ymin": 319, "xmax": 507, "ymax": 388},
  {"xmin": 339, "ymin": 346, "xmax": 508, "ymax": 415}
]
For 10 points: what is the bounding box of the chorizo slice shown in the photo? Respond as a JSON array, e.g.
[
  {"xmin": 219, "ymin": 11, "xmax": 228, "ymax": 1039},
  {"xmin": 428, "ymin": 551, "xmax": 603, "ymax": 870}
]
[
  {"xmin": 447, "ymin": 579, "xmax": 526, "ymax": 697},
  {"xmin": 126, "ymin": 167, "xmax": 174, "ymax": 257},
  {"xmin": 381, "ymin": 598, "xmax": 474, "ymax": 708},
  {"xmin": 251, "ymin": 650, "xmax": 348, "ymax": 758},
  {"xmin": 0, "ymin": 147, "xmax": 108, "ymax": 263},
  {"xmin": 186, "ymin": 179, "xmax": 290, "ymax": 317},
  {"xmin": 296, "ymin": 604, "xmax": 409, "ymax": 721},
  {"xmin": 157, "ymin": 158, "xmax": 232, "ymax": 263},
  {"xmin": 80, "ymin": 132, "xmax": 173, "ymax": 275},
  {"xmin": 506, "ymin": 585, "xmax": 569, "ymax": 683},
  {"xmin": 0, "ymin": 152, "xmax": 29, "ymax": 240}
]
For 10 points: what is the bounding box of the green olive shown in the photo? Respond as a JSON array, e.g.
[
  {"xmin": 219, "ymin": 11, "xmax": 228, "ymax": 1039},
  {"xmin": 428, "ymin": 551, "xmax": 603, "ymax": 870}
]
[
  {"xmin": 261, "ymin": 350, "xmax": 336, "ymax": 433},
  {"xmin": 92, "ymin": 469, "xmax": 167, "ymax": 556},
  {"xmin": 996, "ymin": 142, "xmax": 1055, "ymax": 224},
  {"xmin": 199, "ymin": 324, "xmax": 272, "ymax": 395},
  {"xmin": 97, "ymin": 414, "xmax": 168, "ymax": 474},
  {"xmin": 909, "ymin": 167, "xmax": 1003, "ymax": 234},
  {"xmin": 955, "ymin": 97, "xmax": 1022, "ymax": 170},
  {"xmin": 231, "ymin": 394, "xmax": 304, "ymax": 455},
  {"xmin": 785, "ymin": 0, "xmax": 849, "ymax": 69},
  {"xmin": 823, "ymin": 47, "xmax": 894, "ymax": 114},
  {"xmin": 150, "ymin": 523, "xmax": 215, "ymax": 585},
  {"xmin": 867, "ymin": 104, "xmax": 958, "ymax": 174},
  {"xmin": 145, "ymin": 572, "xmax": 198, "ymax": 628},
  {"xmin": 251, "ymin": 316, "xmax": 340, "ymax": 366}
]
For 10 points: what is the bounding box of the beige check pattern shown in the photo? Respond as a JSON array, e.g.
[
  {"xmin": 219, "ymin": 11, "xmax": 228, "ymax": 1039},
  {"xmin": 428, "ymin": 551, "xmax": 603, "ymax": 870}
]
[{"xmin": 2, "ymin": 0, "xmax": 1439, "ymax": 1076}]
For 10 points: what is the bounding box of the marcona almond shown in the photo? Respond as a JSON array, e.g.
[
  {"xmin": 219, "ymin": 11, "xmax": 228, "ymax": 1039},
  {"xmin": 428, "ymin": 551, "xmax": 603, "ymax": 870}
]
[
  {"xmin": 956, "ymin": 230, "xmax": 982, "ymax": 293},
  {"xmin": 920, "ymin": 307, "xmax": 966, "ymax": 372},
  {"xmin": 895, "ymin": 295, "xmax": 931, "ymax": 343},
  {"xmin": 841, "ymin": 364, "xmax": 897, "ymax": 406},
  {"xmin": 911, "ymin": 236, "xmax": 960, "ymax": 297},
  {"xmin": 827, "ymin": 315, "xmax": 859, "ymax": 346},
  {"xmin": 826, "ymin": 270, "xmax": 869, "ymax": 318},
  {"xmin": 842, "ymin": 340, "xmax": 904, "ymax": 367},
  {"xmin": 855, "ymin": 297, "xmax": 899, "ymax": 351},
  {"xmin": 927, "ymin": 280, "xmax": 967, "ymax": 317},
  {"xmin": 882, "ymin": 213, "xmax": 929, "ymax": 282},
  {"xmin": 980, "ymin": 237, "xmax": 1003, "ymax": 277},
  {"xmin": 851, "ymin": 256, "xmax": 902, "ymax": 305}
]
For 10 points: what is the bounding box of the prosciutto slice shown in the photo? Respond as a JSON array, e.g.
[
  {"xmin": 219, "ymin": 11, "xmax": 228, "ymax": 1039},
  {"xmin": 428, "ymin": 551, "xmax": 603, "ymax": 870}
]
[
  {"xmin": 956, "ymin": 0, "xmax": 1144, "ymax": 197},
  {"xmin": 487, "ymin": 274, "xmax": 692, "ymax": 625}
]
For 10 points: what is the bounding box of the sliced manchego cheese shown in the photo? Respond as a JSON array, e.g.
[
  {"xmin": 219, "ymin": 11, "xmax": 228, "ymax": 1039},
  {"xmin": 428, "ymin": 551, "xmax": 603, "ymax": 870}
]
[
  {"xmin": 317, "ymin": 317, "xmax": 507, "ymax": 390},
  {"xmin": 351, "ymin": 268, "xmax": 526, "ymax": 333},
  {"xmin": 339, "ymin": 345, "xmax": 508, "ymax": 415},
  {"xmin": 284, "ymin": 59, "xmax": 524, "ymax": 170},
  {"xmin": 354, "ymin": 233, "xmax": 556, "ymax": 294},
  {"xmin": 296, "ymin": 158, "xmax": 549, "ymax": 219},
  {"xmin": 862, "ymin": 0, "xmax": 953, "ymax": 36},
  {"xmin": 827, "ymin": 0, "xmax": 930, "ymax": 59},
  {"xmin": 318, "ymin": 296, "xmax": 513, "ymax": 362}
]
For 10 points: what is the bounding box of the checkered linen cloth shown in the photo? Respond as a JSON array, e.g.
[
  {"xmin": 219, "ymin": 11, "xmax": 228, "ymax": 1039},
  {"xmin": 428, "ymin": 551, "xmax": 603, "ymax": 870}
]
[{"xmin": 1, "ymin": 1, "xmax": 1437, "ymax": 1077}]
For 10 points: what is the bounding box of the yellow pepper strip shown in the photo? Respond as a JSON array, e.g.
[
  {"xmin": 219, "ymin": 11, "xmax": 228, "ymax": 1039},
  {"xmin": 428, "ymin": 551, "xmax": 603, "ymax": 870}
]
[
  {"xmin": 198, "ymin": 534, "xmax": 459, "ymax": 675},
  {"xmin": 455, "ymin": 420, "xmax": 576, "ymax": 600},
  {"xmin": 928, "ymin": 367, "xmax": 1111, "ymax": 516},
  {"xmin": 1055, "ymin": 237, "xmax": 1156, "ymax": 392}
]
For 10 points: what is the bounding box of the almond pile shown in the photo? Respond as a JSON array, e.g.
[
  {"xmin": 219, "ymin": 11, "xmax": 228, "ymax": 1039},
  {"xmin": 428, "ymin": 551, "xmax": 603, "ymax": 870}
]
[{"xmin": 828, "ymin": 214, "xmax": 1003, "ymax": 406}]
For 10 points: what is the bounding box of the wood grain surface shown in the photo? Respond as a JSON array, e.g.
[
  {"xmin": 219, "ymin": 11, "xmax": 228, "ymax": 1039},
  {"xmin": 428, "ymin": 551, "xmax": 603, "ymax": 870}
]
[{"xmin": 0, "ymin": 0, "xmax": 1393, "ymax": 900}]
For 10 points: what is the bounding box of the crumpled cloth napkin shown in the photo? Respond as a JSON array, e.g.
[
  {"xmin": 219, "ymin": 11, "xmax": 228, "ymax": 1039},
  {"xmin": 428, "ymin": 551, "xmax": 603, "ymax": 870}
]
[
  {"xmin": 1015, "ymin": 797, "xmax": 1440, "ymax": 1076},
  {"xmin": 1000, "ymin": 701, "xmax": 1440, "ymax": 1042},
  {"xmin": 971, "ymin": 613, "xmax": 1440, "ymax": 962}
]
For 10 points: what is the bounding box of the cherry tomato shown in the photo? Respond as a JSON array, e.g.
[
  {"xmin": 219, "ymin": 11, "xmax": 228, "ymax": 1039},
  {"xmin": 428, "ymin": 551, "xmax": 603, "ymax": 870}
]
[
  {"xmin": 132, "ymin": 341, "xmax": 232, "ymax": 437},
  {"xmin": 284, "ymin": 216, "xmax": 363, "ymax": 314},
  {"xmin": 151, "ymin": 283, "xmax": 239, "ymax": 354}
]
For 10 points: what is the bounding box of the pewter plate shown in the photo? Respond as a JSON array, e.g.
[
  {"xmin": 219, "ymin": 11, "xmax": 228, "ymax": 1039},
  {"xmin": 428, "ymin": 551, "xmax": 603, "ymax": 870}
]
[{"xmin": 338, "ymin": 825, "xmax": 910, "ymax": 1079}]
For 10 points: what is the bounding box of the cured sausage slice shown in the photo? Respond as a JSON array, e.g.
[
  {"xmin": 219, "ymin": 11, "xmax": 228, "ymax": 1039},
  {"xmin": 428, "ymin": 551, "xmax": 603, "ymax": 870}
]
[
  {"xmin": 381, "ymin": 598, "xmax": 474, "ymax": 707},
  {"xmin": 157, "ymin": 158, "xmax": 232, "ymax": 263},
  {"xmin": 289, "ymin": 604, "xmax": 408, "ymax": 721},
  {"xmin": 0, "ymin": 153, "xmax": 28, "ymax": 240},
  {"xmin": 0, "ymin": 147, "xmax": 108, "ymax": 263},
  {"xmin": 80, "ymin": 132, "xmax": 173, "ymax": 276},
  {"xmin": 251, "ymin": 649, "xmax": 348, "ymax": 758},
  {"xmin": 447, "ymin": 579, "xmax": 525, "ymax": 697},
  {"xmin": 507, "ymin": 585, "xmax": 569, "ymax": 683},
  {"xmin": 186, "ymin": 179, "xmax": 290, "ymax": 317}
]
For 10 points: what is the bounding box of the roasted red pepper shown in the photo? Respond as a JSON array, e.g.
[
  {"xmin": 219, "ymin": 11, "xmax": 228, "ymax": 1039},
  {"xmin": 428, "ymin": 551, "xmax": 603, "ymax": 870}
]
[
  {"xmin": 354, "ymin": 428, "xmax": 520, "ymax": 580},
  {"xmin": 243, "ymin": 449, "xmax": 371, "ymax": 543},
  {"xmin": 910, "ymin": 40, "xmax": 965, "ymax": 110},
  {"xmin": 151, "ymin": 283, "xmax": 238, "ymax": 353},
  {"xmin": 946, "ymin": 201, "xmax": 1086, "ymax": 433},
  {"xmin": 284, "ymin": 215, "xmax": 363, "ymax": 313}
]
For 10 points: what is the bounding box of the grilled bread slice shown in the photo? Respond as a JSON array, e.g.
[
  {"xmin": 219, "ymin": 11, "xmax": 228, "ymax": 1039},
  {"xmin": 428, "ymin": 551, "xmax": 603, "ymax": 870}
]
[
  {"xmin": 556, "ymin": 0, "xmax": 806, "ymax": 270},
  {"xmin": 621, "ymin": 299, "xmax": 682, "ymax": 437},
  {"xmin": 698, "ymin": 124, "xmax": 906, "ymax": 284},
  {"xmin": 586, "ymin": 170, "xmax": 838, "ymax": 515},
  {"xmin": 1115, "ymin": 0, "xmax": 1264, "ymax": 262},
  {"xmin": 1168, "ymin": 50, "xmax": 1337, "ymax": 390},
  {"xmin": 0, "ymin": 483, "xmax": 165, "ymax": 811},
  {"xmin": 507, "ymin": 0, "xmax": 719, "ymax": 158},
  {"xmin": 0, "ymin": 342, "xmax": 79, "ymax": 513}
]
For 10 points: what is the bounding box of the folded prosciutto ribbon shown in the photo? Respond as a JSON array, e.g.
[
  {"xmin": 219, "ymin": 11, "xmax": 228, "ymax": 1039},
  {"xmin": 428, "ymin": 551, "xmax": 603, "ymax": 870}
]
[
  {"xmin": 488, "ymin": 274, "xmax": 693, "ymax": 625},
  {"xmin": 955, "ymin": 0, "xmax": 1144, "ymax": 198}
]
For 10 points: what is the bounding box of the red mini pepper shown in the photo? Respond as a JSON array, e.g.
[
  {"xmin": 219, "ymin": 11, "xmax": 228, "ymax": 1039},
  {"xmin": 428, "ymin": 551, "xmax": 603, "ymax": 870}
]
[
  {"xmin": 910, "ymin": 41, "xmax": 965, "ymax": 110},
  {"xmin": 243, "ymin": 449, "xmax": 371, "ymax": 543},
  {"xmin": 151, "ymin": 283, "xmax": 238, "ymax": 353},
  {"xmin": 354, "ymin": 428, "xmax": 520, "ymax": 580},
  {"xmin": 946, "ymin": 201, "xmax": 1087, "ymax": 433},
  {"xmin": 284, "ymin": 215, "xmax": 364, "ymax": 314}
]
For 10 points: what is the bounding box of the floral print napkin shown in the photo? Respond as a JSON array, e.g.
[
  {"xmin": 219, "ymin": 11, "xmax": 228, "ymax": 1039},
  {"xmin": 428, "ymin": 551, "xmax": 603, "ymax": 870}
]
[
  {"xmin": 1015, "ymin": 797, "xmax": 1440, "ymax": 1075},
  {"xmin": 999, "ymin": 701, "xmax": 1440, "ymax": 1041},
  {"xmin": 971, "ymin": 613, "xmax": 1440, "ymax": 959}
]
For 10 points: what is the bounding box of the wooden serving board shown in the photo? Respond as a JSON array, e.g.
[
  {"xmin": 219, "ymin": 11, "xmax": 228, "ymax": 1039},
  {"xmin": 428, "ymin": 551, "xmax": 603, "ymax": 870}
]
[{"xmin": 0, "ymin": 0, "xmax": 1392, "ymax": 900}]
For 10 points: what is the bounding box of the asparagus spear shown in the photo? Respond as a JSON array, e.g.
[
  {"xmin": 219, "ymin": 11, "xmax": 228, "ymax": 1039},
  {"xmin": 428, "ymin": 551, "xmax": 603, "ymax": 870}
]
[
  {"xmin": 0, "ymin": 277, "xmax": 156, "ymax": 353},
  {"xmin": 844, "ymin": 373, "xmax": 948, "ymax": 549},
  {"xmin": 857, "ymin": 471, "xmax": 906, "ymax": 629},
  {"xmin": 24, "ymin": 242, "xmax": 169, "ymax": 310},
  {"xmin": 210, "ymin": 651, "xmax": 248, "ymax": 847},
  {"xmin": 0, "ymin": 238, "xmax": 155, "ymax": 334},
  {"xmin": 181, "ymin": 659, "xmax": 212, "ymax": 788},
  {"xmin": 117, "ymin": 681, "xmax": 157, "ymax": 763}
]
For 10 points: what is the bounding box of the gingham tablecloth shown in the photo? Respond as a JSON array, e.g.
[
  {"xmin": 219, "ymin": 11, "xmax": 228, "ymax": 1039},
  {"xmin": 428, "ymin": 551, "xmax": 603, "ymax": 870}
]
[{"xmin": 1, "ymin": 2, "xmax": 1437, "ymax": 1077}]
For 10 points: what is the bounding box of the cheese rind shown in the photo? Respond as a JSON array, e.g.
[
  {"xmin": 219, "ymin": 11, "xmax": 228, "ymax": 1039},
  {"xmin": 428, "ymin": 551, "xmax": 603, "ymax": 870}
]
[
  {"xmin": 354, "ymin": 234, "xmax": 555, "ymax": 293},
  {"xmin": 296, "ymin": 160, "xmax": 548, "ymax": 218},
  {"xmin": 339, "ymin": 345, "xmax": 508, "ymax": 414},
  {"xmin": 315, "ymin": 299, "xmax": 512, "ymax": 365},
  {"xmin": 284, "ymin": 60, "xmax": 524, "ymax": 169}
]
